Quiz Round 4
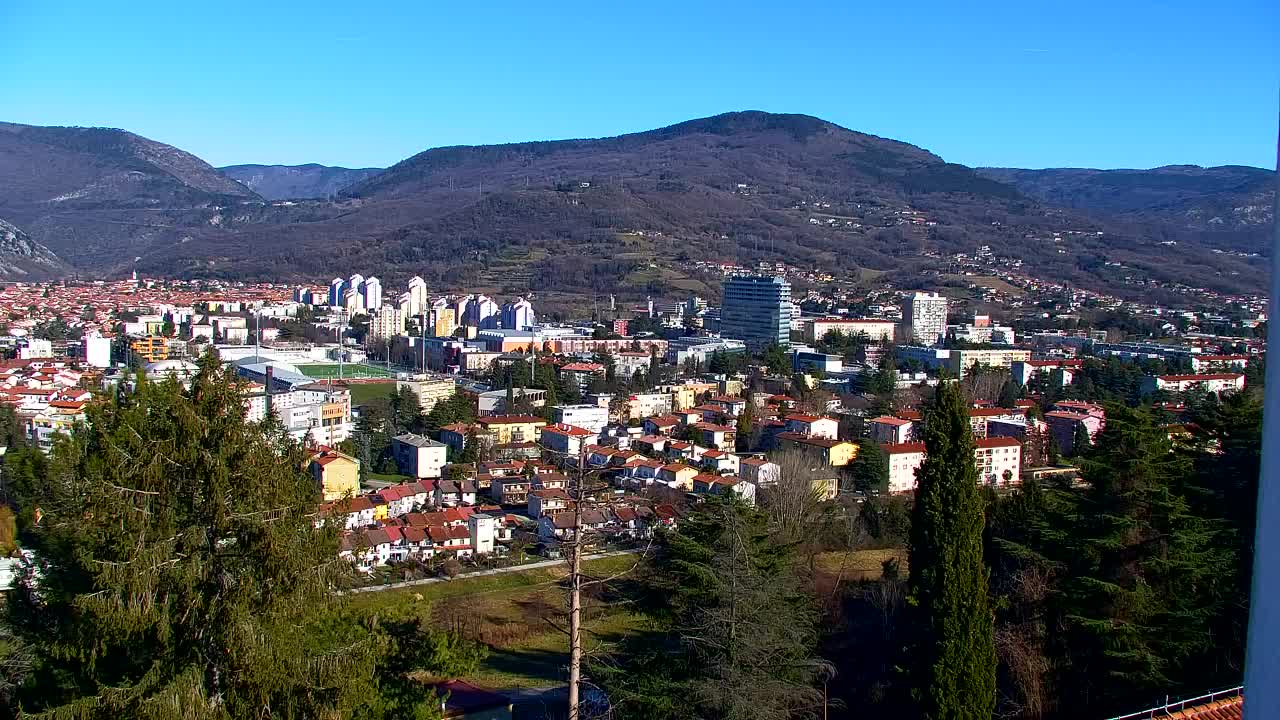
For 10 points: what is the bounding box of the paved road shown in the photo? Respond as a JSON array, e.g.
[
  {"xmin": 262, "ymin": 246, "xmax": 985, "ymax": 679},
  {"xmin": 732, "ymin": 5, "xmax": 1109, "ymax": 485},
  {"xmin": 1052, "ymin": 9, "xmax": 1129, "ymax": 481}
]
[{"xmin": 340, "ymin": 549, "xmax": 639, "ymax": 595}]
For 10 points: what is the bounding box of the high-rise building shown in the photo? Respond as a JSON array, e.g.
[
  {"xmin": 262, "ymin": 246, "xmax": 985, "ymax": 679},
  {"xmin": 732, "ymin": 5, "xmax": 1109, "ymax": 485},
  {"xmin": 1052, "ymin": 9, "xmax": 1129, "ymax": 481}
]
[
  {"xmin": 328, "ymin": 277, "xmax": 344, "ymax": 307},
  {"xmin": 406, "ymin": 276, "xmax": 428, "ymax": 317},
  {"xmin": 431, "ymin": 306, "xmax": 457, "ymax": 338},
  {"xmin": 368, "ymin": 306, "xmax": 404, "ymax": 341},
  {"xmin": 501, "ymin": 297, "xmax": 536, "ymax": 331},
  {"xmin": 361, "ymin": 276, "xmax": 382, "ymax": 311},
  {"xmin": 904, "ymin": 292, "xmax": 948, "ymax": 346},
  {"xmin": 719, "ymin": 275, "xmax": 792, "ymax": 351},
  {"xmin": 342, "ymin": 287, "xmax": 365, "ymax": 314},
  {"xmin": 464, "ymin": 294, "xmax": 500, "ymax": 328}
]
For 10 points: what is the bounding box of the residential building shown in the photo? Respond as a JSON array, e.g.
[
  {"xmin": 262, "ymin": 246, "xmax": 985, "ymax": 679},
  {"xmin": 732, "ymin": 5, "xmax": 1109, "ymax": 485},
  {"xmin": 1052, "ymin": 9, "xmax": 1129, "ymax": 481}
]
[
  {"xmin": 867, "ymin": 416, "xmax": 914, "ymax": 444},
  {"xmin": 391, "ymin": 433, "xmax": 448, "ymax": 478},
  {"xmin": 500, "ymin": 297, "xmax": 536, "ymax": 331},
  {"xmin": 945, "ymin": 348, "xmax": 1032, "ymax": 377},
  {"xmin": 475, "ymin": 415, "xmax": 546, "ymax": 444},
  {"xmin": 903, "ymin": 292, "xmax": 948, "ymax": 346},
  {"xmin": 693, "ymin": 474, "xmax": 756, "ymax": 504},
  {"xmin": 738, "ymin": 456, "xmax": 780, "ymax": 486},
  {"xmin": 883, "ymin": 437, "xmax": 1022, "ymax": 494},
  {"xmin": 559, "ymin": 362, "xmax": 605, "ymax": 393},
  {"xmin": 666, "ymin": 336, "xmax": 747, "ymax": 366},
  {"xmin": 397, "ymin": 375, "xmax": 457, "ymax": 414},
  {"xmin": 130, "ymin": 335, "xmax": 169, "ymax": 362},
  {"xmin": 719, "ymin": 275, "xmax": 792, "ymax": 350},
  {"xmin": 309, "ymin": 447, "xmax": 360, "ymax": 501},
  {"xmin": 539, "ymin": 423, "xmax": 596, "ymax": 456},
  {"xmin": 774, "ymin": 433, "xmax": 857, "ymax": 467},
  {"xmin": 625, "ymin": 392, "xmax": 674, "ymax": 420},
  {"xmin": 804, "ymin": 318, "xmax": 895, "ymax": 344},
  {"xmin": 1011, "ymin": 359, "xmax": 1083, "ymax": 386},
  {"xmin": 551, "ymin": 404, "xmax": 608, "ymax": 434},
  {"xmin": 657, "ymin": 462, "xmax": 699, "ymax": 490},
  {"xmin": 1189, "ymin": 354, "xmax": 1250, "ymax": 373},
  {"xmin": 1142, "ymin": 373, "xmax": 1245, "ymax": 396},
  {"xmin": 783, "ymin": 414, "xmax": 838, "ymax": 439},
  {"xmin": 367, "ymin": 306, "xmax": 403, "ymax": 340},
  {"xmin": 83, "ymin": 333, "xmax": 112, "ymax": 368}
]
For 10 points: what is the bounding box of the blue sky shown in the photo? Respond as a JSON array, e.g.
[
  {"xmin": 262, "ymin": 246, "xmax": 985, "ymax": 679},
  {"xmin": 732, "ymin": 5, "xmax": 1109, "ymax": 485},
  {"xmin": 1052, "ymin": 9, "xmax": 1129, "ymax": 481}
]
[{"xmin": 2, "ymin": 0, "xmax": 1276, "ymax": 170}]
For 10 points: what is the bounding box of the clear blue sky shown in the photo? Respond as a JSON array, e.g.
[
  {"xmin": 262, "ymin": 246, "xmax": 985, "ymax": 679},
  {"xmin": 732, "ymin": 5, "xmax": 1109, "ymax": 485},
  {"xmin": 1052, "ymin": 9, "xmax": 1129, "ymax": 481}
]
[{"xmin": 2, "ymin": 0, "xmax": 1276, "ymax": 170}]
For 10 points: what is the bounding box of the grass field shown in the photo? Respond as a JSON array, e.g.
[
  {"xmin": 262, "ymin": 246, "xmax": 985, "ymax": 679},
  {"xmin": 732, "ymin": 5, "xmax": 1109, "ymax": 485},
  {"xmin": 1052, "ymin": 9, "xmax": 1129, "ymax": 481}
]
[
  {"xmin": 299, "ymin": 363, "xmax": 395, "ymax": 380},
  {"xmin": 349, "ymin": 554, "xmax": 645, "ymax": 688},
  {"xmin": 942, "ymin": 274, "xmax": 1025, "ymax": 297},
  {"xmin": 347, "ymin": 381, "xmax": 397, "ymax": 406}
]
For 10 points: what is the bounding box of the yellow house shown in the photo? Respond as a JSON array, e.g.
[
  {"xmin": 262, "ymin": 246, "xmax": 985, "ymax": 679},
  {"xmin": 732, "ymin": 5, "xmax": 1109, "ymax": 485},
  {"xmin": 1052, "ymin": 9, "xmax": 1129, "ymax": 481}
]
[
  {"xmin": 476, "ymin": 415, "xmax": 546, "ymax": 445},
  {"xmin": 775, "ymin": 433, "xmax": 858, "ymax": 467},
  {"xmin": 669, "ymin": 382, "xmax": 717, "ymax": 411},
  {"xmin": 657, "ymin": 462, "xmax": 700, "ymax": 490},
  {"xmin": 309, "ymin": 447, "xmax": 360, "ymax": 501}
]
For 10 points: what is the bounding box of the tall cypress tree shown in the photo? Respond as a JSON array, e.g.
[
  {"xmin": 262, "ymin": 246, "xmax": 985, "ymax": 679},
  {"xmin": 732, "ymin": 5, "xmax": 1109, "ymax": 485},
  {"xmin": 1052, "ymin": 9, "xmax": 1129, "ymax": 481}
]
[
  {"xmin": 907, "ymin": 380, "xmax": 996, "ymax": 720},
  {"xmin": 5, "ymin": 353, "xmax": 412, "ymax": 718}
]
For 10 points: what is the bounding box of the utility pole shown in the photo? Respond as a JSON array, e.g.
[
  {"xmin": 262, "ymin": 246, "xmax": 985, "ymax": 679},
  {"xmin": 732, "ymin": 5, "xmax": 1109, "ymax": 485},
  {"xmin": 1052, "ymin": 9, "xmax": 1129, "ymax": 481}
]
[{"xmin": 567, "ymin": 443, "xmax": 586, "ymax": 720}]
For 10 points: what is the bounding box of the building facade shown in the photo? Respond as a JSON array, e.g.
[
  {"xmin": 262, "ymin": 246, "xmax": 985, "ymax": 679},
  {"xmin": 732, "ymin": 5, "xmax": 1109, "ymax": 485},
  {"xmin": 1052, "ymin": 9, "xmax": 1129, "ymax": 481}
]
[
  {"xmin": 719, "ymin": 275, "xmax": 792, "ymax": 351},
  {"xmin": 903, "ymin": 292, "xmax": 948, "ymax": 346}
]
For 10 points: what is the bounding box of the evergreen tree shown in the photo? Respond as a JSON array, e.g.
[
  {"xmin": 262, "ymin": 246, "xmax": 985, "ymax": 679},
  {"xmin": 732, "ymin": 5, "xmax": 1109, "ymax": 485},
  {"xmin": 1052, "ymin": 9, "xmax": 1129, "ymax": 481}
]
[
  {"xmin": 735, "ymin": 401, "xmax": 755, "ymax": 452},
  {"xmin": 1071, "ymin": 422, "xmax": 1093, "ymax": 456},
  {"xmin": 906, "ymin": 380, "xmax": 997, "ymax": 720},
  {"xmin": 847, "ymin": 439, "xmax": 889, "ymax": 493},
  {"xmin": 997, "ymin": 379, "xmax": 1022, "ymax": 409},
  {"xmin": 5, "ymin": 353, "xmax": 405, "ymax": 718},
  {"xmin": 595, "ymin": 496, "xmax": 828, "ymax": 720},
  {"xmin": 1049, "ymin": 406, "xmax": 1232, "ymax": 714}
]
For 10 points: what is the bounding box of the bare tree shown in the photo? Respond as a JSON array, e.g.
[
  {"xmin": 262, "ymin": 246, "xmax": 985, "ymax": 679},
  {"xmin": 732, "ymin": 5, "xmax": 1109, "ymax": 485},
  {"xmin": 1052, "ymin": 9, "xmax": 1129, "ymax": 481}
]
[{"xmin": 761, "ymin": 448, "xmax": 834, "ymax": 546}]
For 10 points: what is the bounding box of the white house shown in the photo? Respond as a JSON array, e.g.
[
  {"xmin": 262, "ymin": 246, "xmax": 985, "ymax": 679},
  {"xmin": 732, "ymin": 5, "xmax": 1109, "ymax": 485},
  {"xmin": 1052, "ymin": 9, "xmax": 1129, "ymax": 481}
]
[
  {"xmin": 391, "ymin": 433, "xmax": 448, "ymax": 479},
  {"xmin": 783, "ymin": 414, "xmax": 838, "ymax": 440}
]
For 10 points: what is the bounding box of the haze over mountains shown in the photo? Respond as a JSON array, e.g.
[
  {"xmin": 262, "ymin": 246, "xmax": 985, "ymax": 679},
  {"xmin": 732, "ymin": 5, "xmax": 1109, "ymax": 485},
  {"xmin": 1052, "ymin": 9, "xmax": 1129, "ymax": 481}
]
[
  {"xmin": 218, "ymin": 164, "xmax": 382, "ymax": 201},
  {"xmin": 0, "ymin": 112, "xmax": 1270, "ymax": 301}
]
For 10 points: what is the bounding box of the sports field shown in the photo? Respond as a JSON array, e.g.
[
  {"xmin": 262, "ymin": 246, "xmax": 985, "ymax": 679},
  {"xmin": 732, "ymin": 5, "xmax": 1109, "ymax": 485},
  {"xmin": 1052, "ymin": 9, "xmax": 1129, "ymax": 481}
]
[{"xmin": 297, "ymin": 363, "xmax": 395, "ymax": 379}]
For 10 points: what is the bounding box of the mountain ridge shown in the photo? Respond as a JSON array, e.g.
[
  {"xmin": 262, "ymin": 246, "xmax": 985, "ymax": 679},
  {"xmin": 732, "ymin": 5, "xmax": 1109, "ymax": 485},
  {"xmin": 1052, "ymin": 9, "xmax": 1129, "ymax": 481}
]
[
  {"xmin": 0, "ymin": 113, "xmax": 1271, "ymax": 299},
  {"xmin": 219, "ymin": 163, "xmax": 382, "ymax": 200}
]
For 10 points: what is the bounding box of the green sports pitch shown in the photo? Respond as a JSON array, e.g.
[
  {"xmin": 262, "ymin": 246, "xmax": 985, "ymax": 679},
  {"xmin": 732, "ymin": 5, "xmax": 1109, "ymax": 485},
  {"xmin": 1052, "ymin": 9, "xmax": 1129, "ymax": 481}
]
[{"xmin": 297, "ymin": 363, "xmax": 395, "ymax": 379}]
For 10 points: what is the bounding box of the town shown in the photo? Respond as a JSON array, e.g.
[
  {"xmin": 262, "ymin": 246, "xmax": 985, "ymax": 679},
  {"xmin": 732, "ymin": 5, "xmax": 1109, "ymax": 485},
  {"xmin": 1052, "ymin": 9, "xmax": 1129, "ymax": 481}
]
[{"xmin": 0, "ymin": 267, "xmax": 1262, "ymax": 583}]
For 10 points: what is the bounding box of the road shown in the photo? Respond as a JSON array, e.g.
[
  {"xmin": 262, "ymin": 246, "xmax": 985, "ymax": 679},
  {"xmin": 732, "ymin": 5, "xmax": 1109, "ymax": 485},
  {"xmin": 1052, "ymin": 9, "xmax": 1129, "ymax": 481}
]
[{"xmin": 340, "ymin": 549, "xmax": 639, "ymax": 595}]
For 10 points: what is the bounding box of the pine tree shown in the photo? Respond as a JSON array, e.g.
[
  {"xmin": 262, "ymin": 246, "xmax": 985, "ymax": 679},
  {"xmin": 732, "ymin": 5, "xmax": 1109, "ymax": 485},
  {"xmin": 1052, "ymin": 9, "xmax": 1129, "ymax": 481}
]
[
  {"xmin": 1049, "ymin": 405, "xmax": 1231, "ymax": 714},
  {"xmin": 847, "ymin": 439, "xmax": 889, "ymax": 493},
  {"xmin": 906, "ymin": 380, "xmax": 997, "ymax": 720},
  {"xmin": 4, "ymin": 353, "xmax": 414, "ymax": 718},
  {"xmin": 595, "ymin": 496, "xmax": 828, "ymax": 720}
]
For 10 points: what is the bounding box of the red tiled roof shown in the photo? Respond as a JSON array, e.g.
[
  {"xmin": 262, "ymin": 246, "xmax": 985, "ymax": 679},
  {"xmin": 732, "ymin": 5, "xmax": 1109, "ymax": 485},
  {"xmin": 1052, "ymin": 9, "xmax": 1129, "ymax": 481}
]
[
  {"xmin": 882, "ymin": 442, "xmax": 927, "ymax": 454},
  {"xmin": 1158, "ymin": 373, "xmax": 1244, "ymax": 382},
  {"xmin": 976, "ymin": 437, "xmax": 1022, "ymax": 449},
  {"xmin": 870, "ymin": 415, "xmax": 912, "ymax": 426}
]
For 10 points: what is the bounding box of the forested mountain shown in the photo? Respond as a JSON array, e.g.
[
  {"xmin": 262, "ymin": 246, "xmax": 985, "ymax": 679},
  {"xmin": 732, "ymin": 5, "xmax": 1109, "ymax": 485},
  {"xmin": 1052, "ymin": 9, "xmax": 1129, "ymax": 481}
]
[
  {"xmin": 0, "ymin": 122, "xmax": 259, "ymax": 272},
  {"xmin": 219, "ymin": 163, "xmax": 382, "ymax": 200},
  {"xmin": 0, "ymin": 113, "xmax": 1270, "ymax": 298}
]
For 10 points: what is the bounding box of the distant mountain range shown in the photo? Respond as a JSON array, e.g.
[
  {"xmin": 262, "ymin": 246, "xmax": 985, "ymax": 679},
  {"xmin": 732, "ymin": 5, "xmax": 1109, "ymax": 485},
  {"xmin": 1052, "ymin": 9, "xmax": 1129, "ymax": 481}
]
[
  {"xmin": 218, "ymin": 164, "xmax": 382, "ymax": 201},
  {"xmin": 0, "ymin": 114, "xmax": 1270, "ymax": 301}
]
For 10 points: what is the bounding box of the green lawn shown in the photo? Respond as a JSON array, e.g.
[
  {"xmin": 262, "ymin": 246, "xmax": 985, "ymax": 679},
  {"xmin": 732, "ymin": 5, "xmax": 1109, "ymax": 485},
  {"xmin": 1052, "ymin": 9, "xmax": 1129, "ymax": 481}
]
[
  {"xmin": 366, "ymin": 472, "xmax": 413, "ymax": 484},
  {"xmin": 347, "ymin": 381, "xmax": 397, "ymax": 406},
  {"xmin": 298, "ymin": 363, "xmax": 395, "ymax": 380},
  {"xmin": 349, "ymin": 554, "xmax": 646, "ymax": 688}
]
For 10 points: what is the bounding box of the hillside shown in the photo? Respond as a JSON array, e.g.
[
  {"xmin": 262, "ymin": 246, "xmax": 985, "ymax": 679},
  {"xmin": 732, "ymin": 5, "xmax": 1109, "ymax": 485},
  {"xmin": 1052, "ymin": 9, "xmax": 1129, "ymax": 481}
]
[
  {"xmin": 0, "ymin": 113, "xmax": 1270, "ymax": 300},
  {"xmin": 0, "ymin": 122, "xmax": 261, "ymax": 271},
  {"xmin": 979, "ymin": 165, "xmax": 1274, "ymax": 256},
  {"xmin": 0, "ymin": 218, "xmax": 68, "ymax": 279},
  {"xmin": 219, "ymin": 163, "xmax": 382, "ymax": 200}
]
